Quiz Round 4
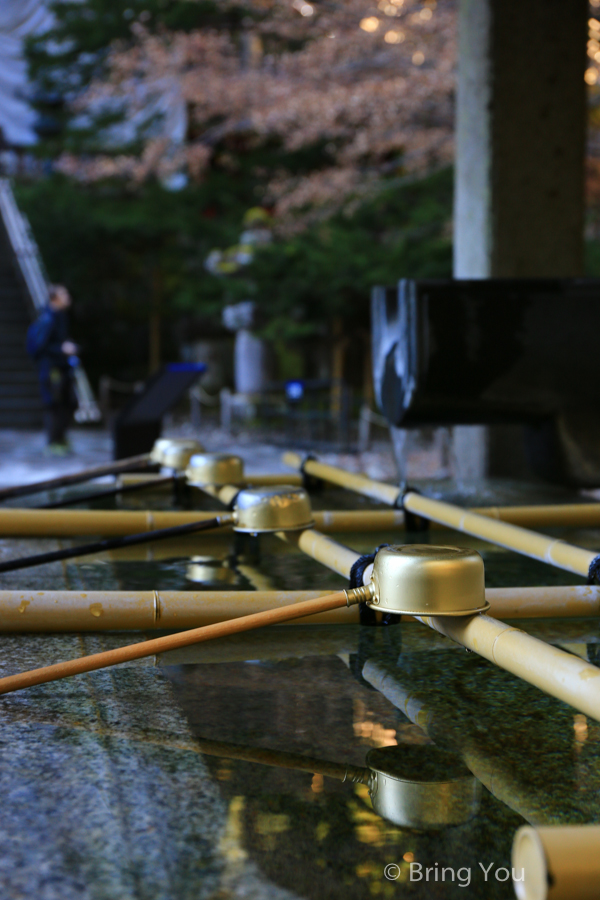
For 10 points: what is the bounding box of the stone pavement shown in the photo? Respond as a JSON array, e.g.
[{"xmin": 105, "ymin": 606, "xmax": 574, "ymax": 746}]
[
  {"xmin": 0, "ymin": 542, "xmax": 302, "ymax": 900},
  {"xmin": 0, "ymin": 424, "xmax": 325, "ymax": 900}
]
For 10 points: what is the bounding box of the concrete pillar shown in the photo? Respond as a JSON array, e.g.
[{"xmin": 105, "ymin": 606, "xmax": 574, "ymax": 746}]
[
  {"xmin": 454, "ymin": 0, "xmax": 587, "ymax": 278},
  {"xmin": 452, "ymin": 0, "xmax": 587, "ymax": 478}
]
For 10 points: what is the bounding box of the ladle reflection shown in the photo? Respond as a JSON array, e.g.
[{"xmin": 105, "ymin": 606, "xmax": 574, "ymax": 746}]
[
  {"xmin": 361, "ymin": 648, "xmax": 593, "ymax": 826},
  {"xmin": 185, "ymin": 554, "xmax": 275, "ymax": 590},
  {"xmin": 196, "ymin": 736, "xmax": 480, "ymax": 830},
  {"xmin": 186, "ymin": 555, "xmax": 240, "ymax": 586}
]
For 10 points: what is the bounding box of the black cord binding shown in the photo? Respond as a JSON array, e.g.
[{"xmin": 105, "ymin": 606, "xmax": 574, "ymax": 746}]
[
  {"xmin": 299, "ymin": 453, "xmax": 325, "ymax": 492},
  {"xmin": 395, "ymin": 484, "xmax": 430, "ymax": 532},
  {"xmin": 349, "ymin": 544, "xmax": 400, "ymax": 626},
  {"xmin": 227, "ymin": 490, "xmax": 242, "ymax": 510},
  {"xmin": 588, "ymin": 554, "xmax": 600, "ymax": 585}
]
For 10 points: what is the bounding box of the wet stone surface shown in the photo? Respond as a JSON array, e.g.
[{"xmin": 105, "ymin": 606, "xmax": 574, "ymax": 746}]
[{"xmin": 0, "ymin": 466, "xmax": 597, "ymax": 898}]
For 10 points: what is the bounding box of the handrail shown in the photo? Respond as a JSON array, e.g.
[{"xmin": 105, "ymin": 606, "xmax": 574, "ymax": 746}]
[
  {"xmin": 0, "ymin": 178, "xmax": 48, "ymax": 313},
  {"xmin": 0, "ymin": 178, "xmax": 101, "ymax": 422}
]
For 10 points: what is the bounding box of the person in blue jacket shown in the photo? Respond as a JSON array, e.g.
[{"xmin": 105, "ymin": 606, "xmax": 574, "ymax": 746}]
[{"xmin": 26, "ymin": 285, "xmax": 78, "ymax": 455}]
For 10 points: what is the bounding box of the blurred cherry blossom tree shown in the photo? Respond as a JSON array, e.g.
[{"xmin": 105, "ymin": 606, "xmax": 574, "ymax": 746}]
[{"xmin": 55, "ymin": 0, "xmax": 455, "ymax": 232}]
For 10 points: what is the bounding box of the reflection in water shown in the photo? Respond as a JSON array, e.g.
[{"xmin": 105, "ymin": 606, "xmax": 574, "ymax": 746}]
[
  {"xmin": 167, "ymin": 643, "xmax": 523, "ymax": 900},
  {"xmin": 194, "ymin": 736, "xmax": 480, "ymax": 831},
  {"xmin": 186, "ymin": 555, "xmax": 240, "ymax": 585},
  {"xmin": 165, "ymin": 603, "xmax": 600, "ymax": 898},
  {"xmin": 361, "ymin": 645, "xmax": 599, "ymax": 826}
]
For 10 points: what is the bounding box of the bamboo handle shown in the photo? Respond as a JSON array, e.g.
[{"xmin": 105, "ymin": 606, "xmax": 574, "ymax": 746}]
[
  {"xmin": 0, "ymin": 453, "xmax": 152, "ymax": 502},
  {"xmin": 0, "ymin": 589, "xmax": 361, "ymax": 696},
  {"xmin": 38, "ymin": 473, "xmax": 176, "ymax": 509}
]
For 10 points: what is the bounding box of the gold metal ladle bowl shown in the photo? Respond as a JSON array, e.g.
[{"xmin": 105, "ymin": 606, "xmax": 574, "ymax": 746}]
[
  {"xmin": 368, "ymin": 545, "xmax": 489, "ymax": 616},
  {"xmin": 185, "ymin": 453, "xmax": 244, "ymax": 487},
  {"xmin": 233, "ymin": 485, "xmax": 314, "ymax": 533}
]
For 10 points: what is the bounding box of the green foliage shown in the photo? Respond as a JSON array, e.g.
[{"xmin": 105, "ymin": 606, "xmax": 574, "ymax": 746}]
[
  {"xmin": 15, "ymin": 168, "xmax": 452, "ymax": 382},
  {"xmin": 585, "ymin": 239, "xmax": 600, "ymax": 276},
  {"xmin": 14, "ymin": 175, "xmax": 244, "ymax": 381},
  {"xmin": 245, "ymin": 168, "xmax": 453, "ymax": 340},
  {"xmin": 19, "ymin": 0, "xmax": 453, "ymax": 384}
]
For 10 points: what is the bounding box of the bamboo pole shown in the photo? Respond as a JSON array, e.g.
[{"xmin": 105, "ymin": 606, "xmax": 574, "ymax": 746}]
[
  {"xmin": 0, "ymin": 453, "xmax": 152, "ymax": 502},
  {"xmin": 0, "ymin": 508, "xmax": 406, "ymax": 537},
  {"xmin": 120, "ymin": 472, "xmax": 303, "ymax": 487},
  {"xmin": 419, "ymin": 613, "xmax": 600, "ymax": 722},
  {"xmin": 3, "ymin": 502, "xmax": 600, "ymax": 537},
  {"xmin": 512, "ymin": 825, "xmax": 600, "ymax": 900},
  {"xmin": 277, "ymin": 528, "xmax": 359, "ymax": 577},
  {"xmin": 0, "ymin": 589, "xmax": 354, "ymax": 631},
  {"xmin": 313, "ymin": 509, "xmax": 405, "ymax": 532},
  {"xmin": 0, "ymin": 509, "xmax": 223, "ymax": 537},
  {"xmin": 485, "ymin": 584, "xmax": 600, "ymax": 618},
  {"xmin": 245, "ymin": 474, "xmax": 303, "ymax": 487},
  {"xmin": 468, "ymin": 503, "xmax": 600, "ymax": 529},
  {"xmin": 402, "ymin": 492, "xmax": 596, "ymax": 578},
  {"xmin": 283, "ymin": 452, "xmax": 600, "ymax": 529},
  {"xmin": 0, "ymin": 588, "xmax": 365, "ymax": 696},
  {"xmin": 0, "ymin": 584, "xmax": 598, "ymax": 632},
  {"xmin": 283, "ymin": 451, "xmax": 400, "ymax": 505}
]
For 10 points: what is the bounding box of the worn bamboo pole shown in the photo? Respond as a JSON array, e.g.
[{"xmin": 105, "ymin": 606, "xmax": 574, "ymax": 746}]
[
  {"xmin": 512, "ymin": 825, "xmax": 600, "ymax": 900},
  {"xmin": 283, "ymin": 451, "xmax": 600, "ymax": 529},
  {"xmin": 402, "ymin": 492, "xmax": 596, "ymax": 578},
  {"xmin": 0, "ymin": 584, "xmax": 598, "ymax": 632},
  {"xmin": 0, "ymin": 589, "xmax": 353, "ymax": 631},
  {"xmin": 0, "ymin": 453, "xmax": 152, "ymax": 502},
  {"xmin": 3, "ymin": 502, "xmax": 600, "ymax": 537},
  {"xmin": 0, "ymin": 588, "xmax": 365, "ymax": 696},
  {"xmin": 283, "ymin": 451, "xmax": 400, "ymax": 505},
  {"xmin": 418, "ymin": 612, "xmax": 600, "ymax": 722}
]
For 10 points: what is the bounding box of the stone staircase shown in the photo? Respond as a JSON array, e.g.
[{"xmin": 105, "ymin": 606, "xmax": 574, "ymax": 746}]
[{"xmin": 0, "ymin": 223, "xmax": 42, "ymax": 428}]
